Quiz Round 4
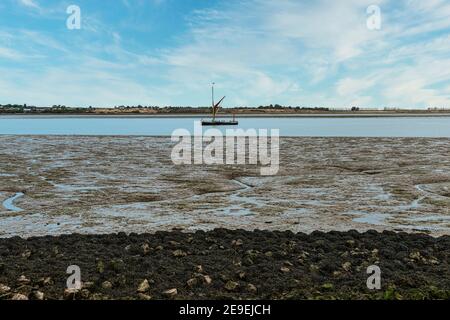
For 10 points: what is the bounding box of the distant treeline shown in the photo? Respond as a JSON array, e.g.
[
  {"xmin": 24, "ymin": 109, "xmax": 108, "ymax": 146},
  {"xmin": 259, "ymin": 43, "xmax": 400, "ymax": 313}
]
[
  {"xmin": 0, "ymin": 104, "xmax": 331, "ymax": 114},
  {"xmin": 0, "ymin": 104, "xmax": 87, "ymax": 114},
  {"xmin": 0, "ymin": 104, "xmax": 448, "ymax": 114},
  {"xmin": 256, "ymin": 104, "xmax": 329, "ymax": 111}
]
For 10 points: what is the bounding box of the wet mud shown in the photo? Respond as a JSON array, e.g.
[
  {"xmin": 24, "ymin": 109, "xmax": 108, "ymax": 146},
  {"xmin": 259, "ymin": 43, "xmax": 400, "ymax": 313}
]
[{"xmin": 0, "ymin": 136, "xmax": 449, "ymax": 237}]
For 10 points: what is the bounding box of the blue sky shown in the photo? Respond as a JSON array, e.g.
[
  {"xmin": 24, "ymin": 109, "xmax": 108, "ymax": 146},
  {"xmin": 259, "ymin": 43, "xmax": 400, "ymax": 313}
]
[{"xmin": 0, "ymin": 0, "xmax": 449, "ymax": 108}]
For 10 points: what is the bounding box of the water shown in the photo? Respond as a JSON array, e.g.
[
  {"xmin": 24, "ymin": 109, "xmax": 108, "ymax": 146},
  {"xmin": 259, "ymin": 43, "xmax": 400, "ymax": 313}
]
[
  {"xmin": 2, "ymin": 192, "xmax": 24, "ymax": 212},
  {"xmin": 0, "ymin": 116, "xmax": 449, "ymax": 137}
]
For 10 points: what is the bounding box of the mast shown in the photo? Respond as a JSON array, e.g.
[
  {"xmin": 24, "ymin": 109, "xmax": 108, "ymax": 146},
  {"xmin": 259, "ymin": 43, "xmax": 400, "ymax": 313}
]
[{"xmin": 212, "ymin": 82, "xmax": 215, "ymax": 121}]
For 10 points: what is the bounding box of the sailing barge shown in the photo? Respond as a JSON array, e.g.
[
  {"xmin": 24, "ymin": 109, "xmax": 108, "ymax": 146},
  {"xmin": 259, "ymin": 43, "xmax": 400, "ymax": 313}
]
[{"xmin": 201, "ymin": 83, "xmax": 238, "ymax": 126}]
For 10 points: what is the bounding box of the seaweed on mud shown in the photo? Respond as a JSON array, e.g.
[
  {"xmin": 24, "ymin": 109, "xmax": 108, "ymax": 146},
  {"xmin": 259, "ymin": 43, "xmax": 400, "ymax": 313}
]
[{"xmin": 0, "ymin": 229, "xmax": 449, "ymax": 300}]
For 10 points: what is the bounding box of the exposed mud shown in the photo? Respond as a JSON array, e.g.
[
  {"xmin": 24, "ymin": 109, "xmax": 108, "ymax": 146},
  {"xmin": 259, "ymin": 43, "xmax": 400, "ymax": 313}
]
[
  {"xmin": 0, "ymin": 229, "xmax": 449, "ymax": 300},
  {"xmin": 0, "ymin": 136, "xmax": 449, "ymax": 237}
]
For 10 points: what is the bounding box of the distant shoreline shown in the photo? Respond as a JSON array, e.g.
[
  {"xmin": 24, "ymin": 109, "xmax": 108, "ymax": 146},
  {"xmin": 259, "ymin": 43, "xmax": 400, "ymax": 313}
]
[{"xmin": 1, "ymin": 112, "xmax": 450, "ymax": 119}]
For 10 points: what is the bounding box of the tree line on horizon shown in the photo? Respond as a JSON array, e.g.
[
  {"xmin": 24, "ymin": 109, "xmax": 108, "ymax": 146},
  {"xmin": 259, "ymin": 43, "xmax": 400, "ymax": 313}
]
[
  {"xmin": 0, "ymin": 103, "xmax": 448, "ymax": 113},
  {"xmin": 0, "ymin": 104, "xmax": 331, "ymax": 113}
]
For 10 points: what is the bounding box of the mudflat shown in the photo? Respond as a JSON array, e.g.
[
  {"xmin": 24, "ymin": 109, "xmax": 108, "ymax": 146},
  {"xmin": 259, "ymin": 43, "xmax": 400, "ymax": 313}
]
[
  {"xmin": 0, "ymin": 136, "xmax": 449, "ymax": 237},
  {"xmin": 0, "ymin": 136, "xmax": 449, "ymax": 300}
]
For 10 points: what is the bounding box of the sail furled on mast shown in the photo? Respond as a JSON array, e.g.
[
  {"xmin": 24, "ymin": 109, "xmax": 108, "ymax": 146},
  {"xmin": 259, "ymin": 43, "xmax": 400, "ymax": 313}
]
[{"xmin": 212, "ymin": 96, "xmax": 226, "ymax": 120}]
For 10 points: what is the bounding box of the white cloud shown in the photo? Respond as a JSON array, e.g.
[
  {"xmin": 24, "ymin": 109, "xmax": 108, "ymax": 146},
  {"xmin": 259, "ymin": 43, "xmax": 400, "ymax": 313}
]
[
  {"xmin": 18, "ymin": 0, "xmax": 39, "ymax": 9},
  {"xmin": 157, "ymin": 0, "xmax": 391, "ymax": 106},
  {"xmin": 0, "ymin": 47, "xmax": 23, "ymax": 60},
  {"xmin": 336, "ymin": 78, "xmax": 375, "ymax": 97},
  {"xmin": 264, "ymin": 0, "xmax": 382, "ymax": 61},
  {"xmin": 2, "ymin": 0, "xmax": 450, "ymax": 108},
  {"xmin": 381, "ymin": 58, "xmax": 450, "ymax": 108},
  {"xmin": 0, "ymin": 64, "xmax": 164, "ymax": 107}
]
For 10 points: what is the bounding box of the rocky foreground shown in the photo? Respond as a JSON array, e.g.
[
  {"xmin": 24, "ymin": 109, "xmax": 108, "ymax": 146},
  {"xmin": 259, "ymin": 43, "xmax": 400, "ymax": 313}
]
[{"xmin": 0, "ymin": 229, "xmax": 449, "ymax": 300}]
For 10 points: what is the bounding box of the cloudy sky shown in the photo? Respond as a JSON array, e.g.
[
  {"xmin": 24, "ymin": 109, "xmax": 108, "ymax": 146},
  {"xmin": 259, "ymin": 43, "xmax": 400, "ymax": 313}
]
[{"xmin": 0, "ymin": 0, "xmax": 449, "ymax": 108}]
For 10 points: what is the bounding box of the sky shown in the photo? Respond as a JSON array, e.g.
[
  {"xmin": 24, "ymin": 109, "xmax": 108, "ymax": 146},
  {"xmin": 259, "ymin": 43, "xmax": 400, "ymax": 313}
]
[{"xmin": 0, "ymin": 0, "xmax": 449, "ymax": 109}]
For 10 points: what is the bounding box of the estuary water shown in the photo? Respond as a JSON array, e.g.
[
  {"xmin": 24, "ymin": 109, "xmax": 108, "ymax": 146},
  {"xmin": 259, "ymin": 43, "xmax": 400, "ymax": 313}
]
[{"xmin": 0, "ymin": 116, "xmax": 449, "ymax": 137}]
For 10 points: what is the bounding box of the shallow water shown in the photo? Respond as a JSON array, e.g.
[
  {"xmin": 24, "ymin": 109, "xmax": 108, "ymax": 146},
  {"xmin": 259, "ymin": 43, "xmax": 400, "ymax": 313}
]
[
  {"xmin": 0, "ymin": 116, "xmax": 449, "ymax": 137},
  {"xmin": 2, "ymin": 192, "xmax": 24, "ymax": 212}
]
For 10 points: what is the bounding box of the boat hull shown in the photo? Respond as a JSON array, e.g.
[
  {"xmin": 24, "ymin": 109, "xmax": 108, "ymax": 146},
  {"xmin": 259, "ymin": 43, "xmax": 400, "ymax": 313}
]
[{"xmin": 201, "ymin": 121, "xmax": 239, "ymax": 126}]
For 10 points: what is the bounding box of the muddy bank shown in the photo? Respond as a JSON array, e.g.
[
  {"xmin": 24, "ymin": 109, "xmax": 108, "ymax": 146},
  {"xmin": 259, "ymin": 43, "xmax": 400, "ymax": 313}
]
[
  {"xmin": 0, "ymin": 229, "xmax": 449, "ymax": 300},
  {"xmin": 0, "ymin": 136, "xmax": 449, "ymax": 238}
]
